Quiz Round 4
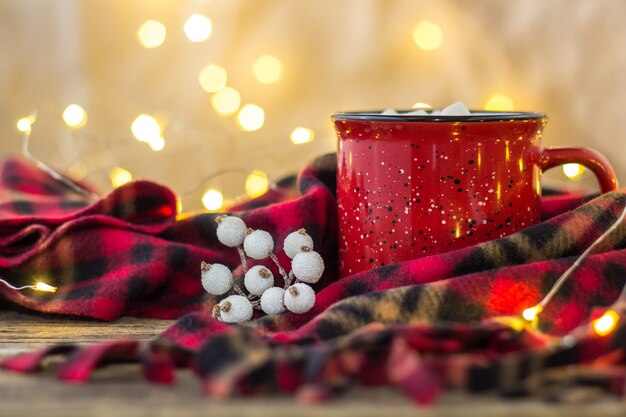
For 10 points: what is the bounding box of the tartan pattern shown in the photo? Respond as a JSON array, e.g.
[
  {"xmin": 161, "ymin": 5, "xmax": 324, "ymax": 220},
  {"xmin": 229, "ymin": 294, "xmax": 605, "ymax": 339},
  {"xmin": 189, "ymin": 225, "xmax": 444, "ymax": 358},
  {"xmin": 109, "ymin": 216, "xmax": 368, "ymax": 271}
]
[{"xmin": 2, "ymin": 155, "xmax": 626, "ymax": 404}]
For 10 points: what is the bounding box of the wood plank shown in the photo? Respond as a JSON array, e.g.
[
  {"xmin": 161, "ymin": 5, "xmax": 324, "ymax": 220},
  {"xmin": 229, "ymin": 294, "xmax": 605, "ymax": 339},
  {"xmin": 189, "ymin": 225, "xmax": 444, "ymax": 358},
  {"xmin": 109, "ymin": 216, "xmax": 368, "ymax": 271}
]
[{"xmin": 0, "ymin": 311, "xmax": 625, "ymax": 417}]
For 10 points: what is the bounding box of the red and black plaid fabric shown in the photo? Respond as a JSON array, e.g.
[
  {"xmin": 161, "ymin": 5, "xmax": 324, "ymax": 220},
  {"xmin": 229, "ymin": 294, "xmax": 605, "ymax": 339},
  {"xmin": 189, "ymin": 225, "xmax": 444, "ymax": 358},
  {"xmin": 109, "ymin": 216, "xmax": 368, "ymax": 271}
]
[{"xmin": 1, "ymin": 155, "xmax": 626, "ymax": 404}]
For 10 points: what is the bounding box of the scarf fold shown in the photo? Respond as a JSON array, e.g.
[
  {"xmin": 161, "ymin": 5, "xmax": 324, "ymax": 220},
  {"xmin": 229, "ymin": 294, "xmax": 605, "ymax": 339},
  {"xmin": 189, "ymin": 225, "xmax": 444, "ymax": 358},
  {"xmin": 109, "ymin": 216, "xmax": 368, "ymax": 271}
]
[{"xmin": 1, "ymin": 154, "xmax": 626, "ymax": 404}]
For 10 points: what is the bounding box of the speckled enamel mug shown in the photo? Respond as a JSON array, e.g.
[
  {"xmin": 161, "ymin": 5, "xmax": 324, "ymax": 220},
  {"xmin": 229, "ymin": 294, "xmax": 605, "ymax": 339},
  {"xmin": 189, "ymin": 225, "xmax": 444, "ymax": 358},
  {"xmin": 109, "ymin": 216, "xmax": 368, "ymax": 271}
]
[{"xmin": 332, "ymin": 110, "xmax": 618, "ymax": 278}]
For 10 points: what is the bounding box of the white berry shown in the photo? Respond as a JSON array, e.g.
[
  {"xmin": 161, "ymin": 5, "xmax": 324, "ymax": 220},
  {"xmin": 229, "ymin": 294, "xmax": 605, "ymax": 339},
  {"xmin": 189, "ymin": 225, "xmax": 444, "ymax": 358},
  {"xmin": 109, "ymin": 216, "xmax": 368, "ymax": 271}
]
[
  {"xmin": 283, "ymin": 228, "xmax": 314, "ymax": 259},
  {"xmin": 216, "ymin": 216, "xmax": 247, "ymax": 247},
  {"xmin": 440, "ymin": 101, "xmax": 470, "ymax": 116},
  {"xmin": 243, "ymin": 229, "xmax": 274, "ymax": 259},
  {"xmin": 291, "ymin": 249, "xmax": 325, "ymax": 284},
  {"xmin": 244, "ymin": 265, "xmax": 274, "ymax": 296},
  {"xmin": 260, "ymin": 287, "xmax": 286, "ymax": 315},
  {"xmin": 217, "ymin": 295, "xmax": 253, "ymax": 323},
  {"xmin": 284, "ymin": 283, "xmax": 315, "ymax": 314},
  {"xmin": 200, "ymin": 262, "xmax": 233, "ymax": 295}
]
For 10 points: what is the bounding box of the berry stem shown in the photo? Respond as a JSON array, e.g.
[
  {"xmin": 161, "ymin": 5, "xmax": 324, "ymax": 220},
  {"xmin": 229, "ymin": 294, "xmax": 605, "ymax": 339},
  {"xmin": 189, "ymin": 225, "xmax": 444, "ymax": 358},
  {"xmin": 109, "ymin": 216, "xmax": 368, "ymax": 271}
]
[
  {"xmin": 269, "ymin": 252, "xmax": 289, "ymax": 283},
  {"xmin": 237, "ymin": 247, "xmax": 249, "ymax": 273},
  {"xmin": 232, "ymin": 284, "xmax": 246, "ymax": 297}
]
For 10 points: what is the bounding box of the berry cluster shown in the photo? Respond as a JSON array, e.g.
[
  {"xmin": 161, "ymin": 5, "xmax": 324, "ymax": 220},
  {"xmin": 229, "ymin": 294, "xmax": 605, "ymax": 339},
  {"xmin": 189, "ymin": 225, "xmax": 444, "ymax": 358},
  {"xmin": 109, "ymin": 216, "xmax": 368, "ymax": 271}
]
[{"xmin": 201, "ymin": 215, "xmax": 324, "ymax": 323}]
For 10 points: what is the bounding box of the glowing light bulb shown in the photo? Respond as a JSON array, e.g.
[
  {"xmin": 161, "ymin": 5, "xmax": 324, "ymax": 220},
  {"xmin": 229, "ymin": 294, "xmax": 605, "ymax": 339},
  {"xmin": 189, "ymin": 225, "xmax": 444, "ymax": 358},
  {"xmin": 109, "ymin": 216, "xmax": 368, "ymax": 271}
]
[
  {"xmin": 147, "ymin": 136, "xmax": 165, "ymax": 151},
  {"xmin": 198, "ymin": 64, "xmax": 227, "ymax": 93},
  {"xmin": 593, "ymin": 310, "xmax": 619, "ymax": 336},
  {"xmin": 138, "ymin": 20, "xmax": 166, "ymax": 48},
  {"xmin": 412, "ymin": 21, "xmax": 442, "ymax": 51},
  {"xmin": 563, "ymin": 163, "xmax": 585, "ymax": 179},
  {"xmin": 16, "ymin": 115, "xmax": 36, "ymax": 133},
  {"xmin": 290, "ymin": 127, "xmax": 314, "ymax": 145},
  {"xmin": 211, "ymin": 87, "xmax": 241, "ymax": 116},
  {"xmin": 34, "ymin": 282, "xmax": 57, "ymax": 293},
  {"xmin": 412, "ymin": 102, "xmax": 432, "ymax": 109},
  {"xmin": 202, "ymin": 189, "xmax": 223, "ymax": 211},
  {"xmin": 62, "ymin": 104, "xmax": 87, "ymax": 128},
  {"xmin": 131, "ymin": 114, "xmax": 161, "ymax": 143},
  {"xmin": 236, "ymin": 104, "xmax": 265, "ymax": 132},
  {"xmin": 184, "ymin": 14, "xmax": 212, "ymax": 42},
  {"xmin": 110, "ymin": 167, "xmax": 133, "ymax": 188},
  {"xmin": 484, "ymin": 94, "xmax": 515, "ymax": 111},
  {"xmin": 252, "ymin": 55, "xmax": 283, "ymax": 84},
  {"xmin": 245, "ymin": 170, "xmax": 269, "ymax": 198},
  {"xmin": 522, "ymin": 305, "xmax": 543, "ymax": 322}
]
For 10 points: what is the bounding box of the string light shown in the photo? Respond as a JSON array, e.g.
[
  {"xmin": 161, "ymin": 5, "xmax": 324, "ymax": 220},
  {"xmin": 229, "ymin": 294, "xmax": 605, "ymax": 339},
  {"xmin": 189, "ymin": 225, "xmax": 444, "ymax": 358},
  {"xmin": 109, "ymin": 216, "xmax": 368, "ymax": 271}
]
[
  {"xmin": 211, "ymin": 87, "xmax": 241, "ymax": 116},
  {"xmin": 0, "ymin": 278, "xmax": 57, "ymax": 293},
  {"xmin": 245, "ymin": 170, "xmax": 269, "ymax": 198},
  {"xmin": 147, "ymin": 135, "xmax": 165, "ymax": 152},
  {"xmin": 131, "ymin": 114, "xmax": 162, "ymax": 143},
  {"xmin": 521, "ymin": 206, "xmax": 626, "ymax": 323},
  {"xmin": 236, "ymin": 104, "xmax": 265, "ymax": 132},
  {"xmin": 110, "ymin": 167, "xmax": 133, "ymax": 188},
  {"xmin": 62, "ymin": 104, "xmax": 87, "ymax": 128},
  {"xmin": 202, "ymin": 189, "xmax": 223, "ymax": 211},
  {"xmin": 184, "ymin": 14, "xmax": 212, "ymax": 42},
  {"xmin": 252, "ymin": 55, "xmax": 283, "ymax": 84},
  {"xmin": 593, "ymin": 310, "xmax": 619, "ymax": 336},
  {"xmin": 16, "ymin": 114, "xmax": 36, "ymax": 134},
  {"xmin": 412, "ymin": 21, "xmax": 442, "ymax": 51},
  {"xmin": 19, "ymin": 112, "xmax": 99, "ymax": 201},
  {"xmin": 198, "ymin": 64, "xmax": 227, "ymax": 93},
  {"xmin": 522, "ymin": 305, "xmax": 543, "ymax": 322},
  {"xmin": 290, "ymin": 127, "xmax": 314, "ymax": 144},
  {"xmin": 484, "ymin": 94, "xmax": 515, "ymax": 111},
  {"xmin": 563, "ymin": 163, "xmax": 585, "ymax": 179},
  {"xmin": 137, "ymin": 20, "xmax": 167, "ymax": 48}
]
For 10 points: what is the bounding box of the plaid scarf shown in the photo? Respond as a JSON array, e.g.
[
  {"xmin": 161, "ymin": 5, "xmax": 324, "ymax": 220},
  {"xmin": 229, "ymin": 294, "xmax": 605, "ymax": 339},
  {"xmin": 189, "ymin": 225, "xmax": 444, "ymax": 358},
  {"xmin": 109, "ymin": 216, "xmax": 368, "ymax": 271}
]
[{"xmin": 1, "ymin": 155, "xmax": 626, "ymax": 404}]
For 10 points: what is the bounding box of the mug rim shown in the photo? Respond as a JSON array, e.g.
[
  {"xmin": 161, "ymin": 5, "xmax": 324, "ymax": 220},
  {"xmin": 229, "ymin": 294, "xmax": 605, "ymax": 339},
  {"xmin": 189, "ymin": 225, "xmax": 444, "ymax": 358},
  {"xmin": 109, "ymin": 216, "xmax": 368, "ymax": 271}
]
[{"xmin": 331, "ymin": 110, "xmax": 547, "ymax": 123}]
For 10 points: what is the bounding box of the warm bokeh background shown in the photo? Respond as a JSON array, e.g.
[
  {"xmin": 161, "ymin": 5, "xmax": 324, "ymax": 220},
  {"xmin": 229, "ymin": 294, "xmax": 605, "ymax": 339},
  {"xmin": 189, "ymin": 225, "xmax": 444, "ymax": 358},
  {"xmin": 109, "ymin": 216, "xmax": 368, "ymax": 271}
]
[{"xmin": 1, "ymin": 0, "xmax": 625, "ymax": 211}]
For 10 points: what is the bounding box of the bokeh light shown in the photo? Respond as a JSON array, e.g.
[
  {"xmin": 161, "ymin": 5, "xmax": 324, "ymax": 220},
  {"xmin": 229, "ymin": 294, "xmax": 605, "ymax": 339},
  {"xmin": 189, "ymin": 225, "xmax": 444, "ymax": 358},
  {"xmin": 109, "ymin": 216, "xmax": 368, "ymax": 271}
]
[
  {"xmin": 67, "ymin": 162, "xmax": 87, "ymax": 181},
  {"xmin": 184, "ymin": 14, "xmax": 212, "ymax": 42},
  {"xmin": 131, "ymin": 114, "xmax": 161, "ymax": 143},
  {"xmin": 16, "ymin": 115, "xmax": 36, "ymax": 133},
  {"xmin": 245, "ymin": 170, "xmax": 269, "ymax": 198},
  {"xmin": 147, "ymin": 135, "xmax": 165, "ymax": 151},
  {"xmin": 484, "ymin": 94, "xmax": 515, "ymax": 111},
  {"xmin": 412, "ymin": 21, "xmax": 442, "ymax": 51},
  {"xmin": 62, "ymin": 104, "xmax": 87, "ymax": 128},
  {"xmin": 412, "ymin": 102, "xmax": 432, "ymax": 109},
  {"xmin": 593, "ymin": 310, "xmax": 619, "ymax": 336},
  {"xmin": 202, "ymin": 188, "xmax": 223, "ymax": 211},
  {"xmin": 563, "ymin": 163, "xmax": 585, "ymax": 179},
  {"xmin": 137, "ymin": 20, "xmax": 166, "ymax": 48},
  {"xmin": 290, "ymin": 127, "xmax": 314, "ymax": 144},
  {"xmin": 110, "ymin": 167, "xmax": 133, "ymax": 188},
  {"xmin": 211, "ymin": 87, "xmax": 241, "ymax": 116},
  {"xmin": 252, "ymin": 55, "xmax": 283, "ymax": 84},
  {"xmin": 198, "ymin": 64, "xmax": 228, "ymax": 93},
  {"xmin": 522, "ymin": 305, "xmax": 542, "ymax": 322},
  {"xmin": 236, "ymin": 104, "xmax": 265, "ymax": 131}
]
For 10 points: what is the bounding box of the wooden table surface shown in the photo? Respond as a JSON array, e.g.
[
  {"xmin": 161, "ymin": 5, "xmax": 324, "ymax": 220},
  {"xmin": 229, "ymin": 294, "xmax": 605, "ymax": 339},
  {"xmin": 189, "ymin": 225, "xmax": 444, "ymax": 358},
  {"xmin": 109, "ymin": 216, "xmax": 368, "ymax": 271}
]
[{"xmin": 1, "ymin": 311, "xmax": 625, "ymax": 417}]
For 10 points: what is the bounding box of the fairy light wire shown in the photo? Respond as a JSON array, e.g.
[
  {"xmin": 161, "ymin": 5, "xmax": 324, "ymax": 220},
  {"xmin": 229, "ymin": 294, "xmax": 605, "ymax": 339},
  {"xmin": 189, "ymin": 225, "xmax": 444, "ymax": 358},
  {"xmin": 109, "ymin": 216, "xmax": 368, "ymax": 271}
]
[
  {"xmin": 21, "ymin": 118, "xmax": 100, "ymax": 202},
  {"xmin": 535, "ymin": 206, "xmax": 626, "ymax": 312},
  {"xmin": 0, "ymin": 278, "xmax": 57, "ymax": 293}
]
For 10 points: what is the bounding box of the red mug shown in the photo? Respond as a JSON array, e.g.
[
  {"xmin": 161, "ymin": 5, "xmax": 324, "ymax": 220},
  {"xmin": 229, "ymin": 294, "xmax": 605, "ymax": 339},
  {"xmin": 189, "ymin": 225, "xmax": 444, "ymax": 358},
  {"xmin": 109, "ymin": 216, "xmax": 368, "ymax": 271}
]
[{"xmin": 332, "ymin": 111, "xmax": 618, "ymax": 278}]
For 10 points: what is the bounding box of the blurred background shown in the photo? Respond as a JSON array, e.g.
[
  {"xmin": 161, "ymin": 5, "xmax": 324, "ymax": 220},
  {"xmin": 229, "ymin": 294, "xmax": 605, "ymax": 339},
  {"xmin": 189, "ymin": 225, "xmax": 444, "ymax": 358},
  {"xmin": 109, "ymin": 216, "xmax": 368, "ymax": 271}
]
[{"xmin": 1, "ymin": 0, "xmax": 625, "ymax": 212}]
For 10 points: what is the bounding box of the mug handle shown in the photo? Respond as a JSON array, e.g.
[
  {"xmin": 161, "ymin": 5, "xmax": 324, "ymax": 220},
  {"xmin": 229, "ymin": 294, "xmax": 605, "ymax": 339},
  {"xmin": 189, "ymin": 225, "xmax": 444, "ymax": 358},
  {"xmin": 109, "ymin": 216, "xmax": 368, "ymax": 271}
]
[{"xmin": 540, "ymin": 147, "xmax": 619, "ymax": 193}]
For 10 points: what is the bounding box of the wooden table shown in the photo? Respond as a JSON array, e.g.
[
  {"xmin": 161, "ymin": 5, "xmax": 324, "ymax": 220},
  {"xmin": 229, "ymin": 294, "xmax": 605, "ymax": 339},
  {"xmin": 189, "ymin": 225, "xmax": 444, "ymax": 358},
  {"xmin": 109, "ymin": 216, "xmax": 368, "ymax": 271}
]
[{"xmin": 1, "ymin": 311, "xmax": 625, "ymax": 417}]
